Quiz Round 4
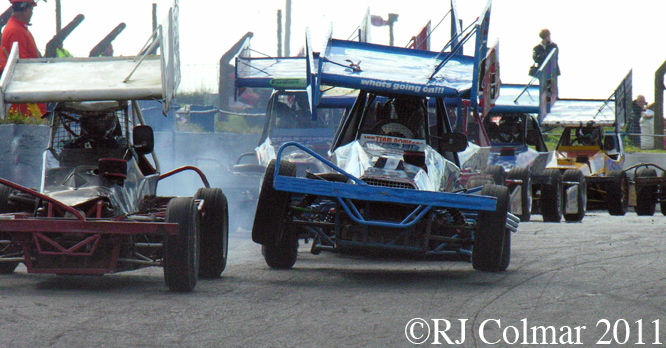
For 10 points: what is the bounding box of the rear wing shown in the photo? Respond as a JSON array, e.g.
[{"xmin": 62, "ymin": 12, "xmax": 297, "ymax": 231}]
[
  {"xmin": 0, "ymin": 0, "xmax": 180, "ymax": 118},
  {"xmin": 307, "ymin": 0, "xmax": 492, "ymax": 116},
  {"xmin": 541, "ymin": 70, "xmax": 632, "ymax": 133},
  {"xmin": 235, "ymin": 55, "xmax": 311, "ymax": 90},
  {"xmin": 491, "ymin": 48, "xmax": 558, "ymax": 123}
]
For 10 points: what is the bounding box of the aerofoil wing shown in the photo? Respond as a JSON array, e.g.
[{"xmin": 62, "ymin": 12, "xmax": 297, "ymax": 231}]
[
  {"xmin": 541, "ymin": 70, "xmax": 632, "ymax": 133},
  {"xmin": 0, "ymin": 0, "xmax": 180, "ymax": 118},
  {"xmin": 308, "ymin": 0, "xmax": 492, "ymax": 106}
]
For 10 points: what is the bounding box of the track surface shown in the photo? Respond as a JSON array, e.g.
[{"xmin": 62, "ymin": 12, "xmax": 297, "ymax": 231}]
[{"xmin": 1, "ymin": 211, "xmax": 665, "ymax": 347}]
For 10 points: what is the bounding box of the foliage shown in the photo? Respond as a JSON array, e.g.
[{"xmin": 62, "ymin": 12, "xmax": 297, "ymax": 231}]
[
  {"xmin": 0, "ymin": 111, "xmax": 49, "ymax": 125},
  {"xmin": 216, "ymin": 114, "xmax": 262, "ymax": 134}
]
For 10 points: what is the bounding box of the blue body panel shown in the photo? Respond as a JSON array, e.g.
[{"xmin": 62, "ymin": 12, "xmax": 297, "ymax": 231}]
[{"xmin": 273, "ymin": 143, "xmax": 498, "ymax": 219}]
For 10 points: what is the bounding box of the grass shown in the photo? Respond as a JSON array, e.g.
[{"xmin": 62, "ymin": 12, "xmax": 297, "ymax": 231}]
[
  {"xmin": 542, "ymin": 126, "xmax": 666, "ymax": 153},
  {"xmin": 0, "ymin": 112, "xmax": 49, "ymax": 125},
  {"xmin": 216, "ymin": 114, "xmax": 262, "ymax": 133}
]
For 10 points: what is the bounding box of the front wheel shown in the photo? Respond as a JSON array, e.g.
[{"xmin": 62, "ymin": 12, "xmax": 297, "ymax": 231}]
[
  {"xmin": 262, "ymin": 230, "xmax": 299, "ymax": 269},
  {"xmin": 562, "ymin": 169, "xmax": 586, "ymax": 222},
  {"xmin": 541, "ymin": 169, "xmax": 563, "ymax": 222},
  {"xmin": 635, "ymin": 167, "xmax": 657, "ymax": 216},
  {"xmin": 473, "ymin": 184, "xmax": 510, "ymax": 272},
  {"xmin": 252, "ymin": 160, "xmax": 296, "ymax": 246},
  {"xmin": 606, "ymin": 170, "xmax": 628, "ymax": 216},
  {"xmin": 164, "ymin": 197, "xmax": 200, "ymax": 292}
]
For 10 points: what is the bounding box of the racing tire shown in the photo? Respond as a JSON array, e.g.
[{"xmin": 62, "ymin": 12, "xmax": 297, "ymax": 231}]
[
  {"xmin": 0, "ymin": 184, "xmax": 13, "ymax": 213},
  {"xmin": 507, "ymin": 167, "xmax": 531, "ymax": 222},
  {"xmin": 164, "ymin": 197, "xmax": 200, "ymax": 292},
  {"xmin": 606, "ymin": 170, "xmax": 629, "ymax": 216},
  {"xmin": 635, "ymin": 167, "xmax": 657, "ymax": 216},
  {"xmin": 498, "ymin": 227, "xmax": 511, "ymax": 272},
  {"xmin": 540, "ymin": 169, "xmax": 563, "ymax": 222},
  {"xmin": 0, "ymin": 184, "xmax": 18, "ymax": 274},
  {"xmin": 484, "ymin": 165, "xmax": 507, "ymax": 185},
  {"xmin": 194, "ymin": 188, "xmax": 229, "ymax": 278},
  {"xmin": 261, "ymin": 230, "xmax": 299, "ymax": 269},
  {"xmin": 473, "ymin": 184, "xmax": 510, "ymax": 272},
  {"xmin": 252, "ymin": 160, "xmax": 296, "ymax": 246},
  {"xmin": 562, "ymin": 169, "xmax": 587, "ymax": 222}
]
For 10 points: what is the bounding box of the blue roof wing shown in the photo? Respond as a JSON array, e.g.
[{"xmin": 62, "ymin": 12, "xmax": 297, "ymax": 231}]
[
  {"xmin": 492, "ymin": 84, "xmax": 540, "ymax": 113},
  {"xmin": 469, "ymin": 0, "xmax": 492, "ymax": 108},
  {"xmin": 319, "ymin": 38, "xmax": 476, "ymax": 98}
]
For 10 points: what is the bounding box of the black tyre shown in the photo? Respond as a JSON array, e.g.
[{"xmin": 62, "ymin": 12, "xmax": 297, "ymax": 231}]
[
  {"xmin": 484, "ymin": 165, "xmax": 507, "ymax": 185},
  {"xmin": 0, "ymin": 184, "xmax": 18, "ymax": 274},
  {"xmin": 252, "ymin": 160, "xmax": 296, "ymax": 245},
  {"xmin": 473, "ymin": 184, "xmax": 510, "ymax": 272},
  {"xmin": 540, "ymin": 169, "xmax": 562, "ymax": 222},
  {"xmin": 562, "ymin": 169, "xmax": 587, "ymax": 222},
  {"xmin": 194, "ymin": 188, "xmax": 229, "ymax": 278},
  {"xmin": 0, "ymin": 184, "xmax": 13, "ymax": 213},
  {"xmin": 261, "ymin": 230, "xmax": 299, "ymax": 269},
  {"xmin": 606, "ymin": 169, "xmax": 629, "ymax": 216},
  {"xmin": 164, "ymin": 197, "xmax": 200, "ymax": 292},
  {"xmin": 507, "ymin": 167, "xmax": 531, "ymax": 222},
  {"xmin": 635, "ymin": 167, "xmax": 657, "ymax": 216}
]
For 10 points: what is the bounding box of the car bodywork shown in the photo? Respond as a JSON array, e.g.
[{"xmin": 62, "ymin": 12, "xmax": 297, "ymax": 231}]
[
  {"xmin": 252, "ymin": 0, "xmax": 520, "ymax": 272},
  {"xmin": 0, "ymin": 2, "xmax": 228, "ymax": 292}
]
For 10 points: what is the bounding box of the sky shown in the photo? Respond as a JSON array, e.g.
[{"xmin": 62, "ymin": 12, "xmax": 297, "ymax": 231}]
[{"xmin": 22, "ymin": 0, "xmax": 666, "ymax": 104}]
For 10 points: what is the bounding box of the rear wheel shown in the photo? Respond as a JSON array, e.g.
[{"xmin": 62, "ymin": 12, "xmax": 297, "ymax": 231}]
[
  {"xmin": 606, "ymin": 170, "xmax": 629, "ymax": 216},
  {"xmin": 635, "ymin": 167, "xmax": 657, "ymax": 216},
  {"xmin": 195, "ymin": 188, "xmax": 229, "ymax": 278},
  {"xmin": 0, "ymin": 184, "xmax": 18, "ymax": 274},
  {"xmin": 164, "ymin": 197, "xmax": 200, "ymax": 292},
  {"xmin": 507, "ymin": 167, "xmax": 531, "ymax": 222},
  {"xmin": 562, "ymin": 169, "xmax": 586, "ymax": 222},
  {"xmin": 473, "ymin": 184, "xmax": 510, "ymax": 272},
  {"xmin": 541, "ymin": 169, "xmax": 563, "ymax": 222}
]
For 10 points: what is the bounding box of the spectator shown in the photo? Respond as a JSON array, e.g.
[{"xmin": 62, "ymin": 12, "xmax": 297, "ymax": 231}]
[
  {"xmin": 629, "ymin": 95, "xmax": 647, "ymax": 147},
  {"xmin": 532, "ymin": 29, "xmax": 560, "ymax": 75},
  {"xmin": 532, "ymin": 29, "xmax": 560, "ymax": 98},
  {"xmin": 1, "ymin": 0, "xmax": 45, "ymax": 118}
]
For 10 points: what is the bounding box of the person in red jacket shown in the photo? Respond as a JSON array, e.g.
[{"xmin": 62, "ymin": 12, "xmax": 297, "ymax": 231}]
[{"xmin": 1, "ymin": 0, "xmax": 45, "ymax": 118}]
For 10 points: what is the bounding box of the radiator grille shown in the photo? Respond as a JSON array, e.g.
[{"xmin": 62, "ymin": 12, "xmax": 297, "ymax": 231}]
[{"xmin": 362, "ymin": 178, "xmax": 415, "ymax": 189}]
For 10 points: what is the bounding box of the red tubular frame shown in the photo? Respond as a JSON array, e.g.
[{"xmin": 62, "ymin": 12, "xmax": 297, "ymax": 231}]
[
  {"xmin": 159, "ymin": 165, "xmax": 210, "ymax": 188},
  {"xmin": 0, "ymin": 177, "xmax": 86, "ymax": 220}
]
